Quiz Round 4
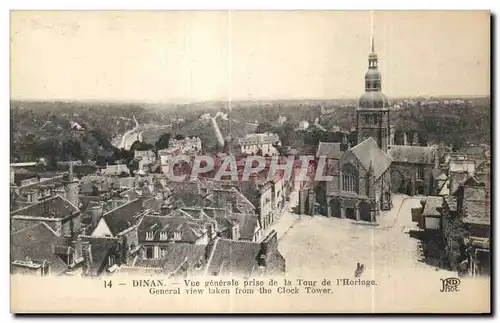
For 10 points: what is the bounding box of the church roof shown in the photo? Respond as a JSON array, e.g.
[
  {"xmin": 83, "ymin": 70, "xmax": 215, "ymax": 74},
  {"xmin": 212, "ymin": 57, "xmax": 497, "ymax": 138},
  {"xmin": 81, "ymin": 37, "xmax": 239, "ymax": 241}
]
[
  {"xmin": 388, "ymin": 145, "xmax": 435, "ymax": 164},
  {"xmin": 349, "ymin": 138, "xmax": 392, "ymax": 179},
  {"xmin": 316, "ymin": 142, "xmax": 342, "ymax": 159}
]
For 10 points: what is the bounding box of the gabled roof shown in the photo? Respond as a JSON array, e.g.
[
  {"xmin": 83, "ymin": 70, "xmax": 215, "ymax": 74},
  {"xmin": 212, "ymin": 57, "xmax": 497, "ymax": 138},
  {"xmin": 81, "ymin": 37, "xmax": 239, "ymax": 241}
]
[
  {"xmin": 201, "ymin": 207, "xmax": 259, "ymax": 241},
  {"xmin": 11, "ymin": 222, "xmax": 68, "ymax": 275},
  {"xmin": 388, "ymin": 145, "xmax": 435, "ymax": 164},
  {"xmin": 349, "ymin": 138, "xmax": 392, "ymax": 179},
  {"xmin": 422, "ymin": 197, "xmax": 443, "ymax": 217},
  {"xmin": 316, "ymin": 142, "xmax": 342, "ymax": 159},
  {"xmin": 449, "ymin": 172, "xmax": 471, "ymax": 195},
  {"xmin": 138, "ymin": 215, "xmax": 208, "ymax": 243},
  {"xmin": 204, "ymin": 239, "xmax": 263, "ymax": 277},
  {"xmin": 102, "ymin": 198, "xmax": 144, "ymax": 236},
  {"xmin": 133, "ymin": 243, "xmax": 207, "ymax": 276},
  {"xmin": 206, "ymin": 188, "xmax": 256, "ymax": 214},
  {"xmin": 228, "ymin": 213, "xmax": 260, "ymax": 241},
  {"xmin": 143, "ymin": 197, "xmax": 164, "ymax": 213},
  {"xmin": 10, "ymin": 195, "xmax": 79, "ymax": 219},
  {"xmin": 81, "ymin": 236, "xmax": 119, "ymax": 276},
  {"xmin": 462, "ymin": 186, "xmax": 490, "ymax": 225}
]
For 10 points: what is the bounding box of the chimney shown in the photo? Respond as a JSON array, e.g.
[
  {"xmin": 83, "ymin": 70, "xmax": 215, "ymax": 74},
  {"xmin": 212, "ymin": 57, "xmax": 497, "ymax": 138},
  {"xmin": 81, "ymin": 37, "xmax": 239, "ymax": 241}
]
[
  {"xmin": 434, "ymin": 149, "xmax": 440, "ymax": 169},
  {"xmin": 10, "ymin": 167, "xmax": 14, "ymax": 185},
  {"xmin": 72, "ymin": 239, "xmax": 84, "ymax": 264},
  {"xmin": 259, "ymin": 230, "xmax": 278, "ymax": 266},
  {"xmin": 68, "ymin": 162, "xmax": 74, "ymax": 181},
  {"xmin": 340, "ymin": 134, "xmax": 349, "ymax": 151},
  {"xmin": 81, "ymin": 241, "xmax": 92, "ymax": 275},
  {"xmin": 91, "ymin": 203, "xmax": 104, "ymax": 230},
  {"xmin": 231, "ymin": 222, "xmax": 240, "ymax": 241}
]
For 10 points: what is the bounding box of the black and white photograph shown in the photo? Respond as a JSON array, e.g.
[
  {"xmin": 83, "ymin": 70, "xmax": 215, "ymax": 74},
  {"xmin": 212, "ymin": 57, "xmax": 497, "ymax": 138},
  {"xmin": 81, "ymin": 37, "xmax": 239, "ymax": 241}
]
[{"xmin": 9, "ymin": 10, "xmax": 491, "ymax": 313}]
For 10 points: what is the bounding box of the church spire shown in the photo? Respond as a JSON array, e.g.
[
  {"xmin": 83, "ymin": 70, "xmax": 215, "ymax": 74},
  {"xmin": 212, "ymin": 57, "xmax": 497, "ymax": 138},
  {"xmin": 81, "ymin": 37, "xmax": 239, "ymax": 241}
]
[{"xmin": 371, "ymin": 36, "xmax": 375, "ymax": 53}]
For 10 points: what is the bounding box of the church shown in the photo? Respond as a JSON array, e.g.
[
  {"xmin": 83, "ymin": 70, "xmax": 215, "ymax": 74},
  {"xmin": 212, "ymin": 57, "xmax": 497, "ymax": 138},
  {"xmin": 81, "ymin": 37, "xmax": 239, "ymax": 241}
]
[{"xmin": 314, "ymin": 37, "xmax": 438, "ymax": 222}]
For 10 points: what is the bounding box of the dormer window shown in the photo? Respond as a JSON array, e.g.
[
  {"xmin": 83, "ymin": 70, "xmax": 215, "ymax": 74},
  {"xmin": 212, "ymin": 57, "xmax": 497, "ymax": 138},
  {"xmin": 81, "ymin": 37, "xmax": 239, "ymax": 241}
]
[
  {"xmin": 173, "ymin": 231, "xmax": 181, "ymax": 241},
  {"xmin": 159, "ymin": 232, "xmax": 168, "ymax": 241},
  {"xmin": 145, "ymin": 231, "xmax": 154, "ymax": 240}
]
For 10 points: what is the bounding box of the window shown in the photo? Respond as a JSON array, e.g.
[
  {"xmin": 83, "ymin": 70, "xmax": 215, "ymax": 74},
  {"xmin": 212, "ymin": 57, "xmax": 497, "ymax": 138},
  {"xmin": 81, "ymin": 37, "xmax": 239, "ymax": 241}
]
[
  {"xmin": 145, "ymin": 231, "xmax": 154, "ymax": 240},
  {"xmin": 160, "ymin": 247, "xmax": 168, "ymax": 258},
  {"xmin": 342, "ymin": 164, "xmax": 358, "ymax": 193},
  {"xmin": 145, "ymin": 246, "xmax": 154, "ymax": 259},
  {"xmin": 108, "ymin": 255, "xmax": 114, "ymax": 267},
  {"xmin": 159, "ymin": 232, "xmax": 168, "ymax": 241},
  {"xmin": 173, "ymin": 231, "xmax": 181, "ymax": 241},
  {"xmin": 67, "ymin": 253, "xmax": 74, "ymax": 266},
  {"xmin": 417, "ymin": 166, "xmax": 425, "ymax": 180}
]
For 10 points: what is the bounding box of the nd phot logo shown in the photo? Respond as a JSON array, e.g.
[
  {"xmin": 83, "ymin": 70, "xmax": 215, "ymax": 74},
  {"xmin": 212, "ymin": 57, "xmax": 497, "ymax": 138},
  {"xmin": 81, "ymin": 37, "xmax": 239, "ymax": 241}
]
[{"xmin": 440, "ymin": 277, "xmax": 460, "ymax": 293}]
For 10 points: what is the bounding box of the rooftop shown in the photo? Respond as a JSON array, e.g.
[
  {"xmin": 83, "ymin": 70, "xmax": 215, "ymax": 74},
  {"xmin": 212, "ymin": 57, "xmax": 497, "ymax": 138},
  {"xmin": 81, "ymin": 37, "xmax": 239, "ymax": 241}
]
[
  {"xmin": 316, "ymin": 142, "xmax": 342, "ymax": 159},
  {"xmin": 349, "ymin": 138, "xmax": 392, "ymax": 179},
  {"xmin": 10, "ymin": 195, "xmax": 79, "ymax": 219},
  {"xmin": 388, "ymin": 145, "xmax": 435, "ymax": 164}
]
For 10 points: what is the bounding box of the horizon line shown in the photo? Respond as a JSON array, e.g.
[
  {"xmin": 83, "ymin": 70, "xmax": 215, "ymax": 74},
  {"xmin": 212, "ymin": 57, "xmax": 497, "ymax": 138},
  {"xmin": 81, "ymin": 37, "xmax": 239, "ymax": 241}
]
[{"xmin": 10, "ymin": 94, "xmax": 491, "ymax": 106}]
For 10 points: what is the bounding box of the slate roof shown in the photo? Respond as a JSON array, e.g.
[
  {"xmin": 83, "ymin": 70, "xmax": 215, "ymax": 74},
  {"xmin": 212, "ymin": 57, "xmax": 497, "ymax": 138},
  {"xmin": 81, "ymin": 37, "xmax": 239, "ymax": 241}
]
[
  {"xmin": 102, "ymin": 198, "xmax": 144, "ymax": 236},
  {"xmin": 204, "ymin": 239, "xmax": 263, "ymax": 277},
  {"xmin": 205, "ymin": 188, "xmax": 256, "ymax": 214},
  {"xmin": 316, "ymin": 142, "xmax": 342, "ymax": 159},
  {"xmin": 422, "ymin": 197, "xmax": 443, "ymax": 217},
  {"xmin": 81, "ymin": 236, "xmax": 119, "ymax": 276},
  {"xmin": 143, "ymin": 197, "xmax": 164, "ymax": 213},
  {"xmin": 445, "ymin": 196, "xmax": 458, "ymax": 212},
  {"xmin": 200, "ymin": 207, "xmax": 259, "ymax": 241},
  {"xmin": 134, "ymin": 244, "xmax": 207, "ymax": 276},
  {"xmin": 10, "ymin": 195, "xmax": 79, "ymax": 219},
  {"xmin": 449, "ymin": 172, "xmax": 471, "ymax": 195},
  {"xmin": 138, "ymin": 214, "xmax": 208, "ymax": 243},
  {"xmin": 387, "ymin": 145, "xmax": 435, "ymax": 164},
  {"xmin": 228, "ymin": 213, "xmax": 260, "ymax": 241},
  {"xmin": 11, "ymin": 222, "xmax": 68, "ymax": 275},
  {"xmin": 462, "ymin": 186, "xmax": 490, "ymax": 225},
  {"xmin": 349, "ymin": 138, "xmax": 392, "ymax": 179}
]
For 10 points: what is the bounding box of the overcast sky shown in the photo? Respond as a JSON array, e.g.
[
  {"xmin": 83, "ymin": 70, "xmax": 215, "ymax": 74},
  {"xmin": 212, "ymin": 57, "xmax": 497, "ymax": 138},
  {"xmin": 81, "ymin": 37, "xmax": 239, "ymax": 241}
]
[{"xmin": 11, "ymin": 11, "xmax": 490, "ymax": 102}]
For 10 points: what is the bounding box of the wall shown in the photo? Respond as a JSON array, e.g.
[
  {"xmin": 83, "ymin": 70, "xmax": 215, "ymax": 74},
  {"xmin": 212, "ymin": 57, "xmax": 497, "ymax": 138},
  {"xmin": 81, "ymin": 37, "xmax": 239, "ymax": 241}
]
[{"xmin": 259, "ymin": 187, "xmax": 273, "ymax": 229}]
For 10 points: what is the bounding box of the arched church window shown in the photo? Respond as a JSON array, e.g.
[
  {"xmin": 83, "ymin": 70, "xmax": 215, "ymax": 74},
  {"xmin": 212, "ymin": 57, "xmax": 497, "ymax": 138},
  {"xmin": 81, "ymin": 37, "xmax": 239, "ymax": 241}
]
[{"xmin": 342, "ymin": 164, "xmax": 358, "ymax": 193}]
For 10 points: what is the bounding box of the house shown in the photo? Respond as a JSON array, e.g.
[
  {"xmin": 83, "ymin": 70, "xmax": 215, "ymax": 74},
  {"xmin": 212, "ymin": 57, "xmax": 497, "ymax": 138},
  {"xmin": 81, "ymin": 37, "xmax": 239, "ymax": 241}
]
[
  {"xmin": 11, "ymin": 195, "xmax": 82, "ymax": 239},
  {"xmin": 118, "ymin": 243, "xmax": 207, "ymax": 277},
  {"xmin": 204, "ymin": 187, "xmax": 256, "ymax": 215},
  {"xmin": 91, "ymin": 198, "xmax": 145, "ymax": 254},
  {"xmin": 439, "ymin": 181, "xmax": 490, "ymax": 276},
  {"xmin": 203, "ymin": 230, "xmax": 285, "ymax": 277},
  {"xmin": 387, "ymin": 145, "xmax": 437, "ymax": 195},
  {"xmin": 79, "ymin": 235, "xmax": 123, "ymax": 276},
  {"xmin": 11, "ymin": 222, "xmax": 77, "ymax": 276},
  {"xmin": 418, "ymin": 196, "xmax": 444, "ymax": 232},
  {"xmin": 137, "ymin": 213, "xmax": 211, "ymax": 259},
  {"xmin": 198, "ymin": 207, "xmax": 262, "ymax": 242},
  {"xmin": 238, "ymin": 133, "xmax": 281, "ymax": 156},
  {"xmin": 101, "ymin": 164, "xmax": 130, "ymax": 176},
  {"xmin": 134, "ymin": 150, "xmax": 156, "ymax": 171}
]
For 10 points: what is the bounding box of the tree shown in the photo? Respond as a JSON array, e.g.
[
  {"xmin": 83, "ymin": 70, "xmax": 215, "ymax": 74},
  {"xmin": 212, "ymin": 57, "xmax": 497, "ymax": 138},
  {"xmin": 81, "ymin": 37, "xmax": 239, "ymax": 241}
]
[
  {"xmin": 255, "ymin": 121, "xmax": 273, "ymax": 134},
  {"xmin": 155, "ymin": 133, "xmax": 171, "ymax": 150}
]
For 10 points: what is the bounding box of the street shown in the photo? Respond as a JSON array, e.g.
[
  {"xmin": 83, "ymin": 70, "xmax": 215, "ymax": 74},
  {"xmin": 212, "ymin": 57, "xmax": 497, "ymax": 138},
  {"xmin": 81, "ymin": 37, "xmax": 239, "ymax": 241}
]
[{"xmin": 274, "ymin": 194, "xmax": 449, "ymax": 279}]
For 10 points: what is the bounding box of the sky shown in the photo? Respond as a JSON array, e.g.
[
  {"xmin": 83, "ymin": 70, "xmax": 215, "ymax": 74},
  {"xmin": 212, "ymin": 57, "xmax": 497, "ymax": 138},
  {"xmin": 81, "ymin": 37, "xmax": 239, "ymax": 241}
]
[{"xmin": 10, "ymin": 11, "xmax": 490, "ymax": 102}]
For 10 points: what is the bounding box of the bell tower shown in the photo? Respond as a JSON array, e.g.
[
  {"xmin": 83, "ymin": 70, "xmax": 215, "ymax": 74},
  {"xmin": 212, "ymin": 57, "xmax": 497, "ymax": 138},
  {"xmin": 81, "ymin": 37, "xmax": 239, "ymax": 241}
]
[{"xmin": 356, "ymin": 33, "xmax": 391, "ymax": 152}]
